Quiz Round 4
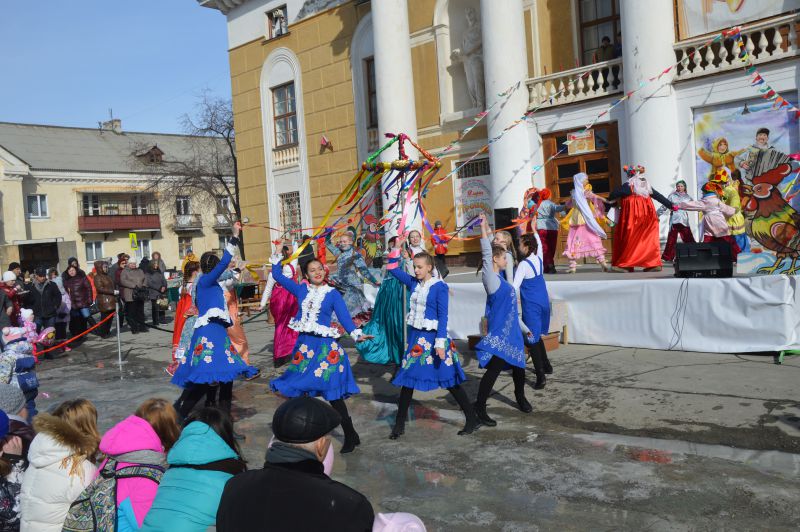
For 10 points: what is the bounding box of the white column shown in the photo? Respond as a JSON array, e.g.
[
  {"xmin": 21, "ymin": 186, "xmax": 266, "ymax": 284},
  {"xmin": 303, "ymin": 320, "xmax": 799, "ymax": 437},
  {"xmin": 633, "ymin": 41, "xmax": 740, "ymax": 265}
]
[
  {"xmin": 481, "ymin": 0, "xmax": 531, "ymax": 214},
  {"xmin": 620, "ymin": 0, "xmax": 680, "ymax": 222},
  {"xmin": 371, "ymin": 0, "xmax": 419, "ymax": 236}
]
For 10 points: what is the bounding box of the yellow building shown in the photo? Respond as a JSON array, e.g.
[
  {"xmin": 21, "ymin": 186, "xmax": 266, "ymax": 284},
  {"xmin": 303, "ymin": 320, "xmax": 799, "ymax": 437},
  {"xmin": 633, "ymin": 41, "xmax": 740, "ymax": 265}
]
[
  {"xmin": 202, "ymin": 0, "xmax": 799, "ymax": 263},
  {"xmin": 0, "ymin": 120, "xmax": 236, "ymax": 273}
]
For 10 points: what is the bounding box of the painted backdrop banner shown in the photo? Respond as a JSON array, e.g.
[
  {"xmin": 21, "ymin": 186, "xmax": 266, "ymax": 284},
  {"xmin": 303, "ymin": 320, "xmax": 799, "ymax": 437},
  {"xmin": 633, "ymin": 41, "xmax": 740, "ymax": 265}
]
[
  {"xmin": 693, "ymin": 98, "xmax": 800, "ymax": 275},
  {"xmin": 677, "ymin": 0, "xmax": 800, "ymax": 39}
]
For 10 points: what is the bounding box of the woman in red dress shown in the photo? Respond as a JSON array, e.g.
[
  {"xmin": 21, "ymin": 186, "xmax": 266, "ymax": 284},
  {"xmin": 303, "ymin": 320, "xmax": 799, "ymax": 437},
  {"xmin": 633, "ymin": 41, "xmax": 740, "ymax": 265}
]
[{"xmin": 609, "ymin": 165, "xmax": 675, "ymax": 272}]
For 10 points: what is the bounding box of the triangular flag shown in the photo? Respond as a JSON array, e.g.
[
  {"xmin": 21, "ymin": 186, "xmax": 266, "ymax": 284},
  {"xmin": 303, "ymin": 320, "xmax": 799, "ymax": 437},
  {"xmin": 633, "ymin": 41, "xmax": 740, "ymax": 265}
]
[
  {"xmin": 780, "ymin": 99, "xmax": 790, "ymax": 108},
  {"xmin": 767, "ymin": 90, "xmax": 777, "ymax": 99},
  {"xmin": 795, "ymin": 110, "xmax": 800, "ymax": 119},
  {"xmin": 746, "ymin": 65, "xmax": 757, "ymax": 74}
]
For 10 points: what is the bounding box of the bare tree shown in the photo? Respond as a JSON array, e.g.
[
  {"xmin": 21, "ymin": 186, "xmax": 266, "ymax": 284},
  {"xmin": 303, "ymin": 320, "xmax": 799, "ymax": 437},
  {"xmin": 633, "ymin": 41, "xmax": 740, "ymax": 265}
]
[{"xmin": 133, "ymin": 92, "xmax": 245, "ymax": 258}]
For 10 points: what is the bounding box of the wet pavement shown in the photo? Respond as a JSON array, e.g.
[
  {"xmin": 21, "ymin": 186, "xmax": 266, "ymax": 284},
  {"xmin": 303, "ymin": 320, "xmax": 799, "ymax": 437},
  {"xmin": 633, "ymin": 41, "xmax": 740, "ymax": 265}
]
[{"xmin": 34, "ymin": 316, "xmax": 800, "ymax": 531}]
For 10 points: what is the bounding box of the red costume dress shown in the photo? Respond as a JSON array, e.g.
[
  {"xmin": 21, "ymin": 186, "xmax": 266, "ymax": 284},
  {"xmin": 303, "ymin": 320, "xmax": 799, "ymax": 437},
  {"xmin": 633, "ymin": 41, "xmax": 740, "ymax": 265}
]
[{"xmin": 609, "ymin": 173, "xmax": 674, "ymax": 270}]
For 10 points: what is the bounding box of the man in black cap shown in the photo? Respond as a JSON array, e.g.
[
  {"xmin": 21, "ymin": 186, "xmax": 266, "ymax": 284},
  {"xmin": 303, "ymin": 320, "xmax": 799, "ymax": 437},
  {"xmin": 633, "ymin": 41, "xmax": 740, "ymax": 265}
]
[
  {"xmin": 24, "ymin": 266, "xmax": 62, "ymax": 331},
  {"xmin": 216, "ymin": 396, "xmax": 374, "ymax": 531}
]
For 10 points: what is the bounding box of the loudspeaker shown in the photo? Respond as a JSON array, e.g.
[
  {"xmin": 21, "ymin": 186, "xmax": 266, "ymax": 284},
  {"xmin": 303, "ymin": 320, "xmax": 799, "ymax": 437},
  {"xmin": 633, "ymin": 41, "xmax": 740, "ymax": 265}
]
[{"xmin": 674, "ymin": 242, "xmax": 733, "ymax": 278}]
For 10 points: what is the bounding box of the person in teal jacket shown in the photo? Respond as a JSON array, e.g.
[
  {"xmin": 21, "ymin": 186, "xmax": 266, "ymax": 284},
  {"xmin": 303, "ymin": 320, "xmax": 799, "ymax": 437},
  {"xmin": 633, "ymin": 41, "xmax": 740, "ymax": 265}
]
[{"xmin": 141, "ymin": 408, "xmax": 246, "ymax": 532}]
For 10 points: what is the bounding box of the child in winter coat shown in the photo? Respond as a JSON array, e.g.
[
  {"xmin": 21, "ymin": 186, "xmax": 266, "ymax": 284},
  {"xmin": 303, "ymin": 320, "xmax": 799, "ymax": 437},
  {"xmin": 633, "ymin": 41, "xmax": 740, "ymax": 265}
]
[
  {"xmin": 0, "ymin": 328, "xmax": 39, "ymax": 422},
  {"xmin": 20, "ymin": 399, "xmax": 100, "ymax": 532},
  {"xmin": 97, "ymin": 398, "xmax": 180, "ymax": 532},
  {"xmin": 141, "ymin": 407, "xmax": 247, "ymax": 532},
  {"xmin": 0, "ymin": 409, "xmax": 26, "ymax": 531}
]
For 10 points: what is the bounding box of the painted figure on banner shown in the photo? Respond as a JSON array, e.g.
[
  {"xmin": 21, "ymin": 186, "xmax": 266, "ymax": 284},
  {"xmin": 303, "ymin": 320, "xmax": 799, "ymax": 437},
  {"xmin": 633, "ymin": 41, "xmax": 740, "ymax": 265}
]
[
  {"xmin": 451, "ymin": 7, "xmax": 485, "ymax": 110},
  {"xmin": 697, "ymin": 137, "xmax": 745, "ymax": 182}
]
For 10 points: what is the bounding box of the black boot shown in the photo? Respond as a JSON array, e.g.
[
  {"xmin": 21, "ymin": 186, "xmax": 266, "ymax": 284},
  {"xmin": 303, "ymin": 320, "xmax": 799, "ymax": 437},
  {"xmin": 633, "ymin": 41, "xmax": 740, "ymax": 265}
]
[
  {"xmin": 340, "ymin": 416, "xmax": 360, "ymax": 454},
  {"xmin": 219, "ymin": 399, "xmax": 245, "ymax": 441},
  {"xmin": 389, "ymin": 408, "xmax": 406, "ymax": 440},
  {"xmin": 449, "ymin": 386, "xmax": 481, "ymax": 436},
  {"xmin": 515, "ymin": 392, "xmax": 533, "ymax": 413},
  {"xmin": 530, "ymin": 344, "xmax": 547, "ymax": 390},
  {"xmin": 473, "ymin": 402, "xmax": 497, "ymax": 427}
]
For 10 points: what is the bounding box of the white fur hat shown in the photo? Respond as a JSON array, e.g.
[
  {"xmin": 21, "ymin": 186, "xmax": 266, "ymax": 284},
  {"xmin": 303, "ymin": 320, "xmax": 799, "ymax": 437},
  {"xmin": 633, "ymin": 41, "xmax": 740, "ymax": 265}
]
[
  {"xmin": 20, "ymin": 308, "xmax": 34, "ymax": 322},
  {"xmin": 2, "ymin": 271, "xmax": 16, "ymax": 282}
]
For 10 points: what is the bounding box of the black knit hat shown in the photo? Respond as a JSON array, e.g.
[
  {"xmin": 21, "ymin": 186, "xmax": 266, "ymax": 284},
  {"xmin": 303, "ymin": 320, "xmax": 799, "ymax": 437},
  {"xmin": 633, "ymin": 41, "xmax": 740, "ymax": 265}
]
[{"xmin": 272, "ymin": 397, "xmax": 341, "ymax": 444}]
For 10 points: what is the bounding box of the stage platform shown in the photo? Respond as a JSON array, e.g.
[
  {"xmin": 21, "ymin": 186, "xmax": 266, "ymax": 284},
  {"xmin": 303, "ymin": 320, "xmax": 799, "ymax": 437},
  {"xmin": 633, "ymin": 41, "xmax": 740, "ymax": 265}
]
[{"xmin": 439, "ymin": 266, "xmax": 800, "ymax": 353}]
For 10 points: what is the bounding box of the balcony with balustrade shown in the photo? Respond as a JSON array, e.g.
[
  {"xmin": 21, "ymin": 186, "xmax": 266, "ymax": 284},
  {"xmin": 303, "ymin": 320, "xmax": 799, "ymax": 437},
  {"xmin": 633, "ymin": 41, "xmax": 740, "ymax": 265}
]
[
  {"xmin": 174, "ymin": 214, "xmax": 203, "ymax": 232},
  {"xmin": 524, "ymin": 12, "xmax": 798, "ymax": 111},
  {"xmin": 273, "ymin": 144, "xmax": 299, "ymax": 169},
  {"xmin": 77, "ymin": 194, "xmax": 160, "ymax": 233},
  {"xmin": 673, "ymin": 13, "xmax": 798, "ymax": 81}
]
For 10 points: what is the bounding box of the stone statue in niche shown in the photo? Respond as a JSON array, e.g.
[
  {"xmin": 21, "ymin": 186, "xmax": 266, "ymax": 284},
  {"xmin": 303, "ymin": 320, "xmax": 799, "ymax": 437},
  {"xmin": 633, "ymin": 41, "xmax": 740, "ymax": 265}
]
[
  {"xmin": 271, "ymin": 8, "xmax": 288, "ymax": 37},
  {"xmin": 450, "ymin": 7, "xmax": 485, "ymax": 110}
]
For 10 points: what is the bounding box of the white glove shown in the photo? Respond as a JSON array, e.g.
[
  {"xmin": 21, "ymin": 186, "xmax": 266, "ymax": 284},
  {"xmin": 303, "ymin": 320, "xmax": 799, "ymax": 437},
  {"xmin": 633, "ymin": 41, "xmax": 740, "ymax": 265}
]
[
  {"xmin": 113, "ymin": 290, "xmax": 119, "ymax": 296},
  {"xmin": 269, "ymin": 254, "xmax": 282, "ymax": 266}
]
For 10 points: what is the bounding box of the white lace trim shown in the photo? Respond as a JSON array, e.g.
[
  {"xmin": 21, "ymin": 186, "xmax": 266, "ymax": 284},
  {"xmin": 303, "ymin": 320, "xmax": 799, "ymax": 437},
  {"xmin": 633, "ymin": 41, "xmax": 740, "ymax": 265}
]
[
  {"xmin": 288, "ymin": 284, "xmax": 341, "ymax": 337},
  {"xmin": 434, "ymin": 338, "xmax": 446, "ymax": 350},
  {"xmin": 350, "ymin": 328, "xmax": 364, "ymax": 341},
  {"xmin": 407, "ymin": 277, "xmax": 441, "ymax": 331},
  {"xmin": 288, "ymin": 318, "xmax": 341, "ymax": 338},
  {"xmin": 194, "ymin": 307, "xmax": 232, "ymax": 328}
]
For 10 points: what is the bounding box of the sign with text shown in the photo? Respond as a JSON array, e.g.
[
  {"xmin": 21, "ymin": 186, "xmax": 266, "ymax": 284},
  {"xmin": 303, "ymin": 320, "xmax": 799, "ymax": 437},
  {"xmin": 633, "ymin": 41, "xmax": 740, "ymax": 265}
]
[{"xmin": 567, "ymin": 129, "xmax": 596, "ymax": 155}]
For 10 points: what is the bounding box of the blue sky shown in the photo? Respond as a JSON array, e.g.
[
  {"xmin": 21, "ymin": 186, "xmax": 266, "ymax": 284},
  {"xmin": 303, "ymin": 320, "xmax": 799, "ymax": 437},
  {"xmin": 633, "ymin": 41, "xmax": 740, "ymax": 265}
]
[{"xmin": 0, "ymin": 0, "xmax": 231, "ymax": 133}]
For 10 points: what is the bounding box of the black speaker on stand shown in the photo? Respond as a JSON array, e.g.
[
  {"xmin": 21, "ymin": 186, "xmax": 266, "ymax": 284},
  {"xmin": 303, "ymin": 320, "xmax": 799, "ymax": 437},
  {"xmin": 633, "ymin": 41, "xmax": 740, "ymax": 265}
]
[{"xmin": 674, "ymin": 242, "xmax": 733, "ymax": 278}]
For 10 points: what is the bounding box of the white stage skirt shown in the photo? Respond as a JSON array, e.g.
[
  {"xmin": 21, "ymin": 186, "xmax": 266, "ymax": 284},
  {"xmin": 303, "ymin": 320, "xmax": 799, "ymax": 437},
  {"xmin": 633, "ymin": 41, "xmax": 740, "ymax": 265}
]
[{"xmin": 440, "ymin": 275, "xmax": 800, "ymax": 353}]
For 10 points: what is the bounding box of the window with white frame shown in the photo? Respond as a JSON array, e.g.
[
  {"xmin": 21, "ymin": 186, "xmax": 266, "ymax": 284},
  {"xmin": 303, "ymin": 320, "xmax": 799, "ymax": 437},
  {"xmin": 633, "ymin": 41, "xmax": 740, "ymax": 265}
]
[
  {"xmin": 279, "ymin": 191, "xmax": 302, "ymax": 237},
  {"xmin": 178, "ymin": 237, "xmax": 193, "ymax": 257},
  {"xmin": 82, "ymin": 194, "xmax": 100, "ymax": 216},
  {"xmin": 216, "ymin": 195, "xmax": 231, "ymax": 214},
  {"xmin": 85, "ymin": 241, "xmax": 103, "ymax": 262},
  {"xmin": 364, "ymin": 57, "xmax": 378, "ymax": 129},
  {"xmin": 266, "ymin": 5, "xmax": 288, "ymax": 39},
  {"xmin": 131, "ymin": 195, "xmax": 149, "ymax": 215},
  {"xmin": 175, "ymin": 196, "xmax": 191, "ymax": 215},
  {"xmin": 135, "ymin": 239, "xmax": 151, "ymax": 261},
  {"xmin": 273, "ymin": 82, "xmax": 297, "ymax": 148},
  {"xmin": 27, "ymin": 194, "xmax": 48, "ymax": 218}
]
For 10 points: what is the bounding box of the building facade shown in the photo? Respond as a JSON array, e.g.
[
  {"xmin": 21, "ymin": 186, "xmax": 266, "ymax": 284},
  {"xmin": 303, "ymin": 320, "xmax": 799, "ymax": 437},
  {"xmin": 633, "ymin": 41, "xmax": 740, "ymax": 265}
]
[
  {"xmin": 0, "ymin": 121, "xmax": 236, "ymax": 273},
  {"xmin": 202, "ymin": 0, "xmax": 799, "ymax": 263}
]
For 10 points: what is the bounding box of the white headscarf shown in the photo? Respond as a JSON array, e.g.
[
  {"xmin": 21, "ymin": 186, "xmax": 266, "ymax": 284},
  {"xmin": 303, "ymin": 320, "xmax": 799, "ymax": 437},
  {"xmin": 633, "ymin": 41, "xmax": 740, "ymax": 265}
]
[
  {"xmin": 628, "ymin": 172, "xmax": 652, "ymax": 197},
  {"xmin": 571, "ymin": 173, "xmax": 606, "ymax": 238}
]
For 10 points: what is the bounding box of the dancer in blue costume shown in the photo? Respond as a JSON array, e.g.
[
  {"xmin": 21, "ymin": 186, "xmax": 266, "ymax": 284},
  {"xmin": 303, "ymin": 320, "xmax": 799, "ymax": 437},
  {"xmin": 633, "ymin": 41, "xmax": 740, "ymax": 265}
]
[
  {"xmin": 386, "ymin": 237, "xmax": 480, "ymax": 439},
  {"xmin": 512, "ymin": 232, "xmax": 552, "ymax": 390},
  {"xmin": 356, "ymin": 236, "xmax": 410, "ymax": 365},
  {"xmin": 326, "ymin": 231, "xmax": 380, "ymax": 316},
  {"xmin": 269, "ymin": 257, "xmax": 372, "ymax": 453},
  {"xmin": 472, "ymin": 214, "xmax": 533, "ymax": 427},
  {"xmin": 172, "ymin": 222, "xmax": 258, "ymax": 426}
]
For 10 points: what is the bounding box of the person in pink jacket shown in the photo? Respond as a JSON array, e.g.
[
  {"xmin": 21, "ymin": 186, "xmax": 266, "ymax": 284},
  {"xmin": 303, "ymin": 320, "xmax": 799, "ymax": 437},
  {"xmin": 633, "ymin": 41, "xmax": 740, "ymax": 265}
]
[
  {"xmin": 676, "ymin": 180, "xmax": 740, "ymax": 261},
  {"xmin": 98, "ymin": 399, "xmax": 180, "ymax": 532}
]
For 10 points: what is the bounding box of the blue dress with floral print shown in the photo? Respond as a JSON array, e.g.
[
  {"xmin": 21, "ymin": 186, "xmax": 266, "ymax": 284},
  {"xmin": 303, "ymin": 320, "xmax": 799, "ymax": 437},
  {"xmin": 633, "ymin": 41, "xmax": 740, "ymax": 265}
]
[
  {"xmin": 268, "ymin": 262, "xmax": 362, "ymax": 401},
  {"xmin": 172, "ymin": 239, "xmax": 257, "ymax": 387},
  {"xmin": 387, "ymin": 259, "xmax": 466, "ymax": 391}
]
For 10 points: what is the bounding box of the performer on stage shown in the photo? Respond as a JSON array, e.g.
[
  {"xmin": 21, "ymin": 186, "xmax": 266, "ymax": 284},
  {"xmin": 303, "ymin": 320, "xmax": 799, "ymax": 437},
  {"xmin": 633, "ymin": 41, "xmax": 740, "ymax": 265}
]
[
  {"xmin": 474, "ymin": 214, "xmax": 532, "ymax": 427},
  {"xmin": 260, "ymin": 243, "xmax": 299, "ymax": 368},
  {"xmin": 658, "ymin": 180, "xmax": 695, "ymax": 262},
  {"xmin": 609, "ymin": 165, "xmax": 674, "ymax": 272},
  {"xmin": 172, "ymin": 222, "xmax": 258, "ymax": 425},
  {"xmin": 513, "ymin": 233, "xmax": 552, "ymax": 390},
  {"xmin": 356, "ymin": 236, "xmax": 409, "ymax": 366},
  {"xmin": 534, "ymin": 189, "xmax": 565, "ymax": 274},
  {"xmin": 387, "ymin": 239, "xmax": 480, "ymax": 439},
  {"xmin": 326, "ymin": 231, "xmax": 380, "ymax": 317},
  {"xmin": 561, "ymin": 173, "xmax": 609, "ymax": 273},
  {"xmin": 269, "ymin": 258, "xmax": 372, "ymax": 454},
  {"xmin": 676, "ymin": 180, "xmax": 739, "ymax": 261}
]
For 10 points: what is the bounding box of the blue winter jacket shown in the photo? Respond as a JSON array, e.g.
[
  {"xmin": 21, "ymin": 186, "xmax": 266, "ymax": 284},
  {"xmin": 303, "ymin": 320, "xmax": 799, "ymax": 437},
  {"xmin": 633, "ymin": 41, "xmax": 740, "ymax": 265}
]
[{"xmin": 140, "ymin": 421, "xmax": 242, "ymax": 532}]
